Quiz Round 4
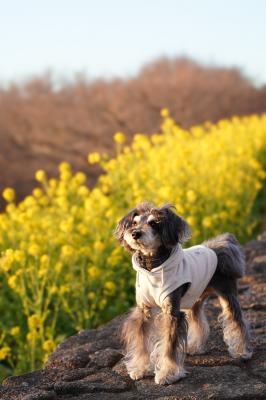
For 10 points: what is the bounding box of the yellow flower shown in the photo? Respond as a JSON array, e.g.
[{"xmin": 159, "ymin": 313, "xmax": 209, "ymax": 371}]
[
  {"xmin": 49, "ymin": 178, "xmax": 58, "ymax": 188},
  {"xmin": 35, "ymin": 170, "xmax": 47, "ymax": 182},
  {"xmin": 219, "ymin": 211, "xmax": 228, "ymax": 220},
  {"xmin": 38, "ymin": 267, "xmax": 47, "ymax": 278},
  {"xmin": 28, "ymin": 314, "xmax": 42, "ymax": 330},
  {"xmin": 61, "ymin": 245, "xmax": 74, "ymax": 258},
  {"xmin": 59, "ymin": 162, "xmax": 71, "ymax": 173},
  {"xmin": 88, "ymin": 266, "xmax": 101, "ymax": 279},
  {"xmin": 88, "ymin": 152, "xmax": 101, "ymax": 164},
  {"xmin": 0, "ymin": 258, "xmax": 11, "ymax": 273},
  {"xmin": 27, "ymin": 332, "xmax": 34, "ymax": 342},
  {"xmin": 6, "ymin": 203, "xmax": 16, "ymax": 213},
  {"xmin": 14, "ymin": 250, "xmax": 25, "ymax": 262},
  {"xmin": 59, "ymin": 285, "xmax": 69, "ymax": 295},
  {"xmin": 60, "ymin": 170, "xmax": 72, "ymax": 181},
  {"xmin": 39, "ymin": 196, "xmax": 49, "ymax": 206},
  {"xmin": 94, "ymin": 241, "xmax": 104, "ymax": 251},
  {"xmin": 186, "ymin": 190, "xmax": 197, "ymax": 203},
  {"xmin": 160, "ymin": 108, "xmax": 169, "ymax": 118},
  {"xmin": 10, "ymin": 326, "xmax": 20, "ymax": 336},
  {"xmin": 60, "ymin": 219, "xmax": 73, "ymax": 233},
  {"xmin": 33, "ymin": 188, "xmax": 43, "ymax": 198},
  {"xmin": 77, "ymin": 185, "xmax": 89, "ymax": 197},
  {"xmin": 74, "ymin": 172, "xmax": 86, "ymax": 185},
  {"xmin": 56, "ymin": 196, "xmax": 68, "ymax": 209},
  {"xmin": 24, "ymin": 196, "xmax": 36, "ymax": 208},
  {"xmin": 2, "ymin": 188, "xmax": 15, "ymax": 202},
  {"xmin": 5, "ymin": 249, "xmax": 14, "ymax": 257},
  {"xmin": 50, "ymin": 285, "xmax": 58, "ymax": 295},
  {"xmin": 78, "ymin": 224, "xmax": 88, "ymax": 235},
  {"xmin": 0, "ymin": 346, "xmax": 11, "ymax": 360},
  {"xmin": 43, "ymin": 339, "xmax": 56, "ymax": 352},
  {"xmin": 0, "ymin": 111, "xmax": 265, "ymax": 374},
  {"xmin": 88, "ymin": 292, "xmax": 96, "ymax": 301},
  {"xmin": 186, "ymin": 216, "xmax": 195, "ymax": 226},
  {"xmin": 8, "ymin": 275, "xmax": 17, "ymax": 290},
  {"xmin": 104, "ymin": 281, "xmax": 116, "ymax": 292},
  {"xmin": 114, "ymin": 132, "xmax": 125, "ymax": 144},
  {"xmin": 255, "ymin": 182, "xmax": 262, "ymax": 190},
  {"xmin": 202, "ymin": 217, "xmax": 212, "ymax": 228},
  {"xmin": 28, "ymin": 244, "xmax": 40, "ymax": 257},
  {"xmin": 54, "ymin": 262, "xmax": 63, "ymax": 273},
  {"xmin": 40, "ymin": 254, "xmax": 49, "ymax": 267},
  {"xmin": 100, "ymin": 298, "xmax": 107, "ymax": 308}
]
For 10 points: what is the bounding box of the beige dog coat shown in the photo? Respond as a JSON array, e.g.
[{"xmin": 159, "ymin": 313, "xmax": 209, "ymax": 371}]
[{"xmin": 132, "ymin": 244, "xmax": 218, "ymax": 310}]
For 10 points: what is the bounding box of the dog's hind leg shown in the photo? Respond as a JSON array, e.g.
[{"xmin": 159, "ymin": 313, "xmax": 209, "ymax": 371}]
[
  {"xmin": 205, "ymin": 234, "xmax": 252, "ymax": 359},
  {"xmin": 122, "ymin": 305, "xmax": 151, "ymax": 380},
  {"xmin": 186, "ymin": 291, "xmax": 211, "ymax": 355},
  {"xmin": 211, "ymin": 275, "xmax": 252, "ymax": 359},
  {"xmin": 218, "ymin": 292, "xmax": 252, "ymax": 359},
  {"xmin": 154, "ymin": 285, "xmax": 188, "ymax": 385}
]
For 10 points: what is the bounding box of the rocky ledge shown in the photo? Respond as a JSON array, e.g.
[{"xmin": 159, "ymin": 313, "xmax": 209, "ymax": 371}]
[{"xmin": 1, "ymin": 234, "xmax": 266, "ymax": 400}]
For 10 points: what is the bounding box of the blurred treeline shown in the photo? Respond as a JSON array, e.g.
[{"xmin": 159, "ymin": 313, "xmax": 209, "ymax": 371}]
[{"xmin": 1, "ymin": 58, "xmax": 266, "ymax": 206}]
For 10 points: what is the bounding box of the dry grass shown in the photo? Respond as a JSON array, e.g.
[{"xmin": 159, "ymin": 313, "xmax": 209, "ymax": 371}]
[{"xmin": 1, "ymin": 57, "xmax": 266, "ymax": 206}]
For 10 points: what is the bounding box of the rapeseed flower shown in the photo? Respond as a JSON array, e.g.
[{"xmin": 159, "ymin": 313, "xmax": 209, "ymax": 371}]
[
  {"xmin": 88, "ymin": 152, "xmax": 101, "ymax": 164},
  {"xmin": 2, "ymin": 188, "xmax": 15, "ymax": 202},
  {"xmin": 114, "ymin": 132, "xmax": 125, "ymax": 144},
  {"xmin": 10, "ymin": 326, "xmax": 20, "ymax": 336},
  {"xmin": 28, "ymin": 314, "xmax": 42, "ymax": 331},
  {"xmin": 43, "ymin": 340, "xmax": 56, "ymax": 353},
  {"xmin": 0, "ymin": 346, "xmax": 11, "ymax": 360},
  {"xmin": 35, "ymin": 170, "xmax": 46, "ymax": 182},
  {"xmin": 0, "ymin": 112, "xmax": 265, "ymax": 378}
]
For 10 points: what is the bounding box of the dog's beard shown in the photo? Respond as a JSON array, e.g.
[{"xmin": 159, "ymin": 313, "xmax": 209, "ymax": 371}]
[{"xmin": 124, "ymin": 230, "xmax": 161, "ymax": 255}]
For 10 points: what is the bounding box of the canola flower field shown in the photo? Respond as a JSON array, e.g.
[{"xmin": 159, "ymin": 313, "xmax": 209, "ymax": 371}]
[{"xmin": 0, "ymin": 110, "xmax": 265, "ymax": 378}]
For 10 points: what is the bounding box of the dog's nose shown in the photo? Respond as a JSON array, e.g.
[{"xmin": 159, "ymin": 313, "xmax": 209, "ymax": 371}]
[{"xmin": 132, "ymin": 230, "xmax": 142, "ymax": 240}]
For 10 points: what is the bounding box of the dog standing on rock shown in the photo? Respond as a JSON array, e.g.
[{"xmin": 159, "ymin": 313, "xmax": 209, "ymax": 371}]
[{"xmin": 115, "ymin": 202, "xmax": 252, "ymax": 385}]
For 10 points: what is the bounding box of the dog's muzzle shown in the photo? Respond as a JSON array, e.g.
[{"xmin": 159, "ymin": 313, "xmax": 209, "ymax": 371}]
[{"xmin": 132, "ymin": 230, "xmax": 142, "ymax": 240}]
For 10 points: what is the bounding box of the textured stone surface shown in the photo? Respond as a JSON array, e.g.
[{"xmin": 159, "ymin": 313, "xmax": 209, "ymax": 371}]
[{"xmin": 1, "ymin": 235, "xmax": 266, "ymax": 400}]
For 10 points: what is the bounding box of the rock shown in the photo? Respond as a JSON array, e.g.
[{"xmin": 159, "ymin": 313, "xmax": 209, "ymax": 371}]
[
  {"xmin": 60, "ymin": 367, "xmax": 98, "ymax": 382},
  {"xmin": 135, "ymin": 365, "xmax": 266, "ymax": 399},
  {"xmin": 46, "ymin": 314, "xmax": 125, "ymax": 370},
  {"xmin": 89, "ymin": 348, "xmax": 123, "ymax": 368},
  {"xmin": 252, "ymin": 255, "xmax": 266, "ymax": 273},
  {"xmin": 53, "ymin": 370, "xmax": 132, "ymax": 394},
  {"xmin": 1, "ymin": 234, "xmax": 266, "ymax": 399},
  {"xmin": 21, "ymin": 391, "xmax": 57, "ymax": 400}
]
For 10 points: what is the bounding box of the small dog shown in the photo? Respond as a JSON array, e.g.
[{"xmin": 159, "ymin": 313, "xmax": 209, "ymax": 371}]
[{"xmin": 115, "ymin": 202, "xmax": 252, "ymax": 385}]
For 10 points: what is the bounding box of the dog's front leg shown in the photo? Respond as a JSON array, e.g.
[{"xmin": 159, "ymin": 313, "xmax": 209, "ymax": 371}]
[
  {"xmin": 155, "ymin": 286, "xmax": 188, "ymax": 385},
  {"xmin": 122, "ymin": 305, "xmax": 151, "ymax": 380}
]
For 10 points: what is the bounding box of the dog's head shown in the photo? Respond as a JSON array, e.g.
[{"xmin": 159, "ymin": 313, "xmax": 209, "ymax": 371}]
[{"xmin": 115, "ymin": 202, "xmax": 191, "ymax": 254}]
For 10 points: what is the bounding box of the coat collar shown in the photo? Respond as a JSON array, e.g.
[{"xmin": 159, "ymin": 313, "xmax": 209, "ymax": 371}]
[{"xmin": 132, "ymin": 244, "xmax": 183, "ymax": 276}]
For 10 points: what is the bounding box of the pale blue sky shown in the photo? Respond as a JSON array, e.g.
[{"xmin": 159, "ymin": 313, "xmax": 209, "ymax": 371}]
[{"xmin": 0, "ymin": 0, "xmax": 266, "ymax": 84}]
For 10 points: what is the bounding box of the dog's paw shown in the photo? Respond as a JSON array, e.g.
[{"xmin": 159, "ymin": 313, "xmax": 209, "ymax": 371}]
[
  {"xmin": 240, "ymin": 350, "xmax": 253, "ymax": 360},
  {"xmin": 129, "ymin": 369, "xmax": 146, "ymax": 380},
  {"xmin": 187, "ymin": 344, "xmax": 206, "ymax": 355},
  {"xmin": 154, "ymin": 369, "xmax": 187, "ymax": 385},
  {"xmin": 229, "ymin": 347, "xmax": 253, "ymax": 360},
  {"xmin": 187, "ymin": 336, "xmax": 207, "ymax": 355}
]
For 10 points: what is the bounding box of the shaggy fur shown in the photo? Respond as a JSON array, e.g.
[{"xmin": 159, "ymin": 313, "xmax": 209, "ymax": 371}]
[{"xmin": 115, "ymin": 202, "xmax": 252, "ymax": 385}]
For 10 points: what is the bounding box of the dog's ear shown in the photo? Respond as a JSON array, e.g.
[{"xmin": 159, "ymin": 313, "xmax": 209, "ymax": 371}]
[
  {"xmin": 114, "ymin": 213, "xmax": 131, "ymax": 242},
  {"xmin": 114, "ymin": 209, "xmax": 137, "ymax": 251},
  {"xmin": 160, "ymin": 204, "xmax": 191, "ymax": 248}
]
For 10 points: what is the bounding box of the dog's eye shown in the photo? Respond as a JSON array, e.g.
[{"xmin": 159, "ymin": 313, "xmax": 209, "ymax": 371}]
[
  {"xmin": 149, "ymin": 220, "xmax": 157, "ymax": 228},
  {"xmin": 132, "ymin": 213, "xmax": 140, "ymax": 226},
  {"xmin": 132, "ymin": 217, "xmax": 139, "ymax": 226}
]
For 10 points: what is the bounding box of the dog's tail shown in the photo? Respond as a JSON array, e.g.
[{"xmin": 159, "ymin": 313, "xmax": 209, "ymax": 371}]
[{"xmin": 203, "ymin": 233, "xmax": 245, "ymax": 278}]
